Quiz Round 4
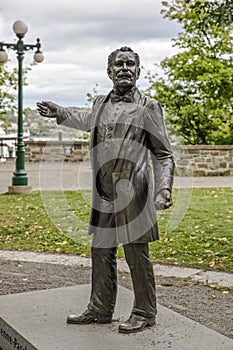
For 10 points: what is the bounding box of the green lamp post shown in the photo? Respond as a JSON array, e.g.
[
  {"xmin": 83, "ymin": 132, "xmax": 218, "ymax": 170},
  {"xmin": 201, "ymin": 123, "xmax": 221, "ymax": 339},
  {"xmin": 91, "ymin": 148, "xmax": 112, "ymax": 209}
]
[{"xmin": 0, "ymin": 20, "xmax": 44, "ymax": 194}]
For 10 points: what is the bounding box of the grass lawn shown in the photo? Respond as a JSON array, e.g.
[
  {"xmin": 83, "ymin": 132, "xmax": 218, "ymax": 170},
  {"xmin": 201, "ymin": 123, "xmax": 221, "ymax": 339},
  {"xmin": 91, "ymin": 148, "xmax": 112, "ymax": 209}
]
[{"xmin": 0, "ymin": 188, "xmax": 232, "ymax": 272}]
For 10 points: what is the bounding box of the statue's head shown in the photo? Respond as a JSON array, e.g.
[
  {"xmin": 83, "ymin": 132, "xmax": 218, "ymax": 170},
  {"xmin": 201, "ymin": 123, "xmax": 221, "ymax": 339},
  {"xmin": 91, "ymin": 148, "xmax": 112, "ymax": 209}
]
[{"xmin": 107, "ymin": 46, "xmax": 141, "ymax": 92}]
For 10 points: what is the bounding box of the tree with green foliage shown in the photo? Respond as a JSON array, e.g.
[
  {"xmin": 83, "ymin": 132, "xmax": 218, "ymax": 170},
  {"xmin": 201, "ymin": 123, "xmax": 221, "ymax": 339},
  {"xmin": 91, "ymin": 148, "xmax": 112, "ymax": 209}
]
[
  {"xmin": 0, "ymin": 63, "xmax": 30, "ymax": 130},
  {"xmin": 86, "ymin": 83, "xmax": 99, "ymax": 108},
  {"xmin": 0, "ymin": 63, "xmax": 18, "ymax": 127},
  {"xmin": 146, "ymin": 0, "xmax": 233, "ymax": 144}
]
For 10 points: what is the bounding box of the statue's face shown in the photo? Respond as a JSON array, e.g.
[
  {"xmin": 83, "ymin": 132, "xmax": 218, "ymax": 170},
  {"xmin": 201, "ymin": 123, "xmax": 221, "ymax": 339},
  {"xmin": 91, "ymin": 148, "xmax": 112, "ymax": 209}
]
[{"xmin": 108, "ymin": 51, "xmax": 140, "ymax": 90}]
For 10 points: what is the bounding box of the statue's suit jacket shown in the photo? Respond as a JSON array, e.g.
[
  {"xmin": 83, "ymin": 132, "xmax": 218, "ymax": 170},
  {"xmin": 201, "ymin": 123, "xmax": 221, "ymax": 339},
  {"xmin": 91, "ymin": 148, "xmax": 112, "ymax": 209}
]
[{"xmin": 56, "ymin": 88, "xmax": 175, "ymax": 246}]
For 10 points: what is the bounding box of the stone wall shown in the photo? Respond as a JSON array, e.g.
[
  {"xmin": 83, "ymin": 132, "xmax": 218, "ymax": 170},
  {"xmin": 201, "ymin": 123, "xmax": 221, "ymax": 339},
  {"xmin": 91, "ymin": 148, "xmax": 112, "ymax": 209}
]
[
  {"xmin": 25, "ymin": 141, "xmax": 233, "ymax": 176},
  {"xmin": 173, "ymin": 145, "xmax": 233, "ymax": 176},
  {"xmin": 25, "ymin": 140, "xmax": 90, "ymax": 163}
]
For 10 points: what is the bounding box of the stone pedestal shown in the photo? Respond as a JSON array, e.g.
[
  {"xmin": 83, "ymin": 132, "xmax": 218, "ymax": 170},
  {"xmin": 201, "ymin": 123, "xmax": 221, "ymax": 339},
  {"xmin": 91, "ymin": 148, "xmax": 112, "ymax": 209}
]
[
  {"xmin": 0, "ymin": 285, "xmax": 232, "ymax": 350},
  {"xmin": 8, "ymin": 186, "xmax": 32, "ymax": 194}
]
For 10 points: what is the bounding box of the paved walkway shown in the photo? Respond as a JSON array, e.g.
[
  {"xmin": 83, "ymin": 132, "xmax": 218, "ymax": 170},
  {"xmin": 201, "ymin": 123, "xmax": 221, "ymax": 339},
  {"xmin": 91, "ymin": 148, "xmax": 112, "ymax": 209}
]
[
  {"xmin": 0, "ymin": 250, "xmax": 232, "ymax": 288},
  {"xmin": 1, "ymin": 160, "xmax": 233, "ymax": 193}
]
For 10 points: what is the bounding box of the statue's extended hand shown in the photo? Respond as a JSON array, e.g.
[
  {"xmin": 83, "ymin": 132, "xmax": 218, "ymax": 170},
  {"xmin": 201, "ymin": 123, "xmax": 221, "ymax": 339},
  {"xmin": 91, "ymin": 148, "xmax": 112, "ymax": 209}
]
[
  {"xmin": 36, "ymin": 101, "xmax": 60, "ymax": 118},
  {"xmin": 155, "ymin": 189, "xmax": 173, "ymax": 211}
]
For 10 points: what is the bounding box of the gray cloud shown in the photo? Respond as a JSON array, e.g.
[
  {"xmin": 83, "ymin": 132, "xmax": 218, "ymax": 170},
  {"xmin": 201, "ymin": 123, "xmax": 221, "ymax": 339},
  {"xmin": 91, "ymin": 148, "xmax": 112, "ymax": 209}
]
[
  {"xmin": 0, "ymin": 0, "xmax": 181, "ymax": 108},
  {"xmin": 1, "ymin": 0, "xmax": 180, "ymax": 43}
]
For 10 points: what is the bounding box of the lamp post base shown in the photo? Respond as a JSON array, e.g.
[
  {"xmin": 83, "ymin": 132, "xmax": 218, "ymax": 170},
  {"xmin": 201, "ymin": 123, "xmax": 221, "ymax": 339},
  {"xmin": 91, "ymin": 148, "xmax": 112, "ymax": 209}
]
[
  {"xmin": 12, "ymin": 173, "xmax": 28, "ymax": 186},
  {"xmin": 8, "ymin": 185, "xmax": 32, "ymax": 194}
]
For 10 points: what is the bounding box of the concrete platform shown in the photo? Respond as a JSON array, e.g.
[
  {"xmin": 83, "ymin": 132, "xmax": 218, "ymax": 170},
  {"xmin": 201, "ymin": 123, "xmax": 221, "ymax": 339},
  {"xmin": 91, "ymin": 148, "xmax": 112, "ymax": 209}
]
[{"xmin": 0, "ymin": 285, "xmax": 232, "ymax": 350}]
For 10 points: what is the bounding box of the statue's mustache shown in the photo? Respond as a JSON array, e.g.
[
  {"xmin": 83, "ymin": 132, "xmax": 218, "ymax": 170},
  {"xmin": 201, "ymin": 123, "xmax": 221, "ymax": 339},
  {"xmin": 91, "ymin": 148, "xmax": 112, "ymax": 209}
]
[{"xmin": 117, "ymin": 72, "xmax": 132, "ymax": 78}]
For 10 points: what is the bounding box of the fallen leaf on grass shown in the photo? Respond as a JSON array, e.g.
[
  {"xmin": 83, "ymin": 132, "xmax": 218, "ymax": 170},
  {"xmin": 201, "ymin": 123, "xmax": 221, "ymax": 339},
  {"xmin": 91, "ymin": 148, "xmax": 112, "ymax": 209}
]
[
  {"xmin": 61, "ymin": 240, "xmax": 68, "ymax": 245},
  {"xmin": 209, "ymin": 261, "xmax": 215, "ymax": 267}
]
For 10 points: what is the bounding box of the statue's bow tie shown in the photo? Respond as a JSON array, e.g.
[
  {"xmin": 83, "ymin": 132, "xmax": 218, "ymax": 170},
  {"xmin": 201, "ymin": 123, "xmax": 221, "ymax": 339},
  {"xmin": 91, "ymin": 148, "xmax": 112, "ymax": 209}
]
[{"xmin": 111, "ymin": 93, "xmax": 134, "ymax": 103}]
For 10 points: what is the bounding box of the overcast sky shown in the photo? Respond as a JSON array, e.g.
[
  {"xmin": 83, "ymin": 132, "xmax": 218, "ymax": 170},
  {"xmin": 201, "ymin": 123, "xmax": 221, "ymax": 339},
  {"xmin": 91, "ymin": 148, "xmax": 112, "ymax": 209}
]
[{"xmin": 0, "ymin": 0, "xmax": 181, "ymax": 108}]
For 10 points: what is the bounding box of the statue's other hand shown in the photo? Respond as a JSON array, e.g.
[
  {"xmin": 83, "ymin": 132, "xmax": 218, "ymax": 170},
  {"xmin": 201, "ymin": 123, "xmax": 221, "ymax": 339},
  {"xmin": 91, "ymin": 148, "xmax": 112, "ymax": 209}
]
[
  {"xmin": 36, "ymin": 101, "xmax": 59, "ymax": 118},
  {"xmin": 155, "ymin": 189, "xmax": 173, "ymax": 211}
]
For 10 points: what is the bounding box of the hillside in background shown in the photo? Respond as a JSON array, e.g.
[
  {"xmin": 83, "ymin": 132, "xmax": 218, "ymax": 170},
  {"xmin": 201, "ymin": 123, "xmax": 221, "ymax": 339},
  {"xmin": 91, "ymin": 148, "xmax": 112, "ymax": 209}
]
[{"xmin": 3, "ymin": 108, "xmax": 90, "ymax": 141}]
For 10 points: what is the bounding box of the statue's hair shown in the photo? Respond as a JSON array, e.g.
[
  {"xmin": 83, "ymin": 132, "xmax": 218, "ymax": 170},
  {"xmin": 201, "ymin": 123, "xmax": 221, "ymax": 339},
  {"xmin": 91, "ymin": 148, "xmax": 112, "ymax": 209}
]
[{"xmin": 107, "ymin": 46, "xmax": 140, "ymax": 69}]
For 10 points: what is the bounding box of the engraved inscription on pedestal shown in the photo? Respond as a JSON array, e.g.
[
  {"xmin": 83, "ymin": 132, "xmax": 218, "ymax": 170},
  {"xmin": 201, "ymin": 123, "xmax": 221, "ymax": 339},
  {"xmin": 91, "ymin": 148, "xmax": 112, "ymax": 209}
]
[{"xmin": 0, "ymin": 318, "xmax": 37, "ymax": 350}]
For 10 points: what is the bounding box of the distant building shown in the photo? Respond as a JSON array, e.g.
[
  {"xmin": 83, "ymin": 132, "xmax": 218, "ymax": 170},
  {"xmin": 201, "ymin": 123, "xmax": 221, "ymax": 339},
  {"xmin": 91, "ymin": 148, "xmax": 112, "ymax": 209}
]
[{"xmin": 0, "ymin": 122, "xmax": 30, "ymax": 159}]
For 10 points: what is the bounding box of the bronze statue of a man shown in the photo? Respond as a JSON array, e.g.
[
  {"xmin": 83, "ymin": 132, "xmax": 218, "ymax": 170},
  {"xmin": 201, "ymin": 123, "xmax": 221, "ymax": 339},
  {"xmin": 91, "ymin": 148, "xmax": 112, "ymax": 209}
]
[{"xmin": 37, "ymin": 46, "xmax": 175, "ymax": 334}]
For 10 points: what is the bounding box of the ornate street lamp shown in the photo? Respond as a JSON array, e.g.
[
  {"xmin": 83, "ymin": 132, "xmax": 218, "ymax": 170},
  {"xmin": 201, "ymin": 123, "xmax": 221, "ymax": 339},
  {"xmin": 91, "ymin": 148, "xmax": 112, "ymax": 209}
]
[{"xmin": 0, "ymin": 20, "xmax": 44, "ymax": 194}]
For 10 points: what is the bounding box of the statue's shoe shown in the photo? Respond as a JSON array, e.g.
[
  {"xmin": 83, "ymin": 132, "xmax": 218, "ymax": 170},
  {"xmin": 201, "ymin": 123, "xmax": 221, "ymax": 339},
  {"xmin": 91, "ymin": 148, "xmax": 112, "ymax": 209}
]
[
  {"xmin": 118, "ymin": 314, "xmax": 155, "ymax": 334},
  {"xmin": 67, "ymin": 309, "xmax": 112, "ymax": 324}
]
